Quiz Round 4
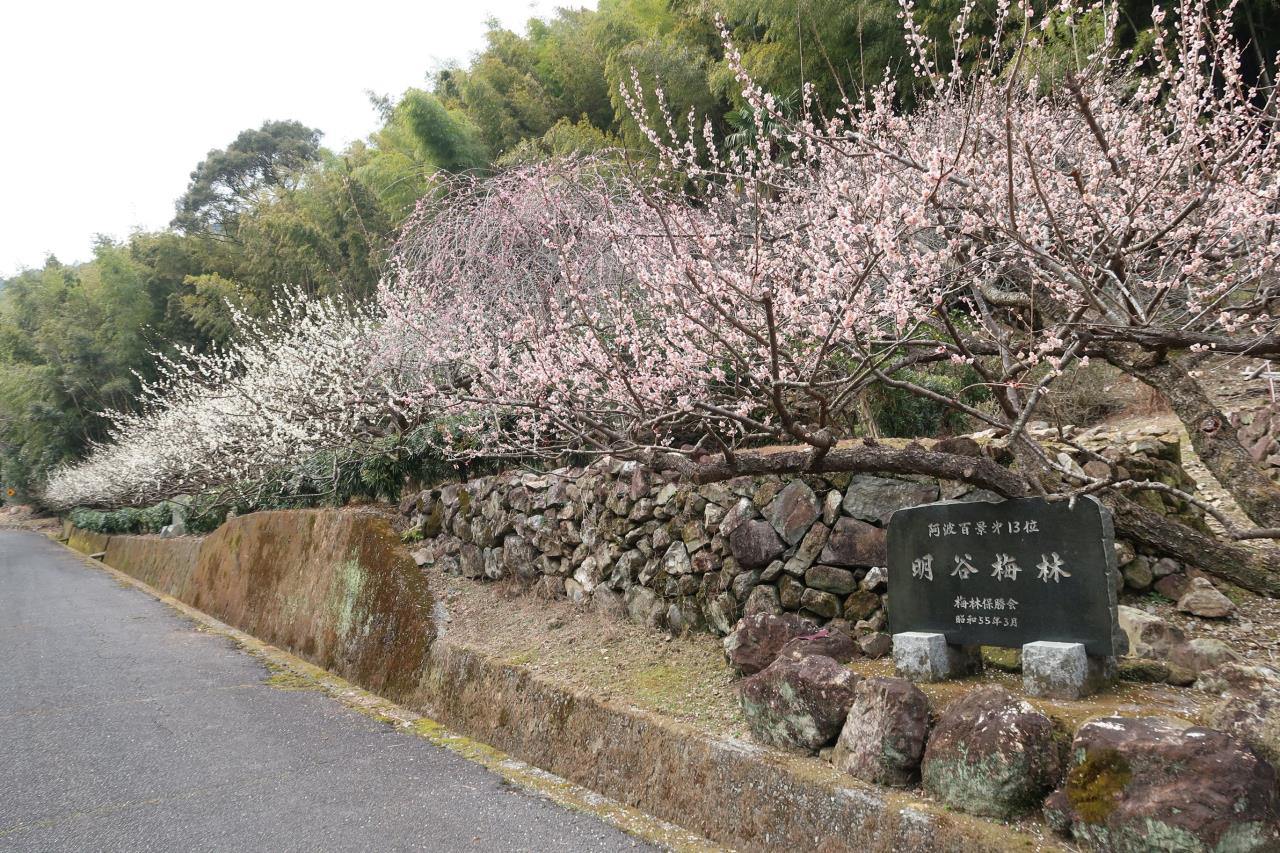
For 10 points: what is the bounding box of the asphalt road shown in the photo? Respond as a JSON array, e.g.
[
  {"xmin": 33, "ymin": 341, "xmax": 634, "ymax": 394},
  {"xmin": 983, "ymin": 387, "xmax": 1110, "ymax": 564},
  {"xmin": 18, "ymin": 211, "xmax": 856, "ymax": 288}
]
[{"xmin": 0, "ymin": 530, "xmax": 654, "ymax": 852}]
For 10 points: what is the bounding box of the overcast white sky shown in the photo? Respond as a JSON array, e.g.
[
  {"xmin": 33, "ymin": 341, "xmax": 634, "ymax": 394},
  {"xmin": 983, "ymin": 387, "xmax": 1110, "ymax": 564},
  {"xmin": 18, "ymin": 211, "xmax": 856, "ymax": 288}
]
[{"xmin": 0, "ymin": 0, "xmax": 589, "ymax": 278}]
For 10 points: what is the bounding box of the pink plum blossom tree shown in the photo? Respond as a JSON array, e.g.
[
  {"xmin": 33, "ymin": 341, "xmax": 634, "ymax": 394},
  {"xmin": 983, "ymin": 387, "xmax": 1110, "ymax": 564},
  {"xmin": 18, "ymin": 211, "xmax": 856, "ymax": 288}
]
[{"xmin": 382, "ymin": 0, "xmax": 1280, "ymax": 591}]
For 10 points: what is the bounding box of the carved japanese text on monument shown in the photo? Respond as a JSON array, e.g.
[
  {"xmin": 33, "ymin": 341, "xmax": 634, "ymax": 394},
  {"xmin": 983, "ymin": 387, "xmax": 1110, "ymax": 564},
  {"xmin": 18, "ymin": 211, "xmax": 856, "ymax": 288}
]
[{"xmin": 887, "ymin": 495, "xmax": 1119, "ymax": 657}]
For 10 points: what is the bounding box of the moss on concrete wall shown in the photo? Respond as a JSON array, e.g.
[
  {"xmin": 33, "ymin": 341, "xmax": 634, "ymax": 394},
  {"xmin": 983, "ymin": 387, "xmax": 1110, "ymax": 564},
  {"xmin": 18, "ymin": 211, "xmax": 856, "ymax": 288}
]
[{"xmin": 68, "ymin": 509, "xmax": 434, "ymax": 703}]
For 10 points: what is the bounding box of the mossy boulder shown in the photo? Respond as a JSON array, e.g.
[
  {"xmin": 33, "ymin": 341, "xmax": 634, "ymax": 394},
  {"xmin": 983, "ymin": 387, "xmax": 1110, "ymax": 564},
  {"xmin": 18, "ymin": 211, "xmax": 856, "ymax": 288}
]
[
  {"xmin": 1201, "ymin": 663, "xmax": 1280, "ymax": 767},
  {"xmin": 1044, "ymin": 716, "xmax": 1280, "ymax": 852},
  {"xmin": 738, "ymin": 654, "xmax": 858, "ymax": 751},
  {"xmin": 831, "ymin": 676, "xmax": 929, "ymax": 786},
  {"xmin": 723, "ymin": 611, "xmax": 819, "ymax": 676},
  {"xmin": 921, "ymin": 686, "xmax": 1062, "ymax": 819},
  {"xmin": 776, "ymin": 627, "xmax": 859, "ymax": 664}
]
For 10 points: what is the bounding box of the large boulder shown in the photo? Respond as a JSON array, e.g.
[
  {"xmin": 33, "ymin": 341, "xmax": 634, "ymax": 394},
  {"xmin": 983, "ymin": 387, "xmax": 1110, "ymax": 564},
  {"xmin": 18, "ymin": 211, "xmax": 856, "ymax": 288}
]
[
  {"xmin": 842, "ymin": 475, "xmax": 939, "ymax": 524},
  {"xmin": 723, "ymin": 612, "xmax": 820, "ymax": 676},
  {"xmin": 805, "ymin": 564, "xmax": 857, "ymax": 595},
  {"xmin": 784, "ymin": 522, "xmax": 830, "ymax": 576},
  {"xmin": 1199, "ymin": 663, "xmax": 1280, "ymax": 766},
  {"xmin": 1120, "ymin": 556, "xmax": 1154, "ymax": 591},
  {"xmin": 819, "ymin": 517, "xmax": 888, "ymax": 568},
  {"xmin": 831, "ymin": 677, "xmax": 929, "ymax": 786},
  {"xmin": 739, "ymin": 654, "xmax": 859, "ymax": 751},
  {"xmin": 858, "ymin": 632, "xmax": 892, "ymax": 658},
  {"xmin": 704, "ymin": 592, "xmax": 738, "ymax": 636},
  {"xmin": 799, "ymin": 587, "xmax": 841, "ymax": 618},
  {"xmin": 717, "ymin": 497, "xmax": 756, "ymax": 538},
  {"xmin": 764, "ymin": 480, "xmax": 820, "ymax": 546},
  {"xmin": 1196, "ymin": 662, "xmax": 1280, "ymax": 695},
  {"xmin": 921, "ymin": 687, "xmax": 1062, "ymax": 818},
  {"xmin": 502, "ymin": 534, "xmax": 538, "ymax": 580},
  {"xmin": 777, "ymin": 627, "xmax": 859, "ymax": 664},
  {"xmin": 661, "ymin": 541, "xmax": 691, "ymax": 576},
  {"xmin": 1117, "ymin": 605, "xmax": 1184, "ymax": 660},
  {"xmin": 729, "ymin": 519, "xmax": 787, "ymax": 569},
  {"xmin": 742, "ymin": 584, "xmax": 783, "ymax": 618},
  {"xmin": 842, "ymin": 588, "xmax": 881, "ymax": 621},
  {"xmin": 1176, "ymin": 577, "xmax": 1236, "ymax": 619},
  {"xmin": 1044, "ymin": 717, "xmax": 1279, "ymax": 852},
  {"xmin": 1155, "ymin": 572, "xmax": 1193, "ymax": 600},
  {"xmin": 1167, "ymin": 637, "xmax": 1239, "ymax": 675}
]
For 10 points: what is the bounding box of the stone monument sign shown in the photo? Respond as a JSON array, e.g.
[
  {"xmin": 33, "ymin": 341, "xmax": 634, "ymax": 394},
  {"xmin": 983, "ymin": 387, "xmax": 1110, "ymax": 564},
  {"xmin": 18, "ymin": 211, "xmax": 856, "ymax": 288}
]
[{"xmin": 887, "ymin": 495, "xmax": 1122, "ymax": 659}]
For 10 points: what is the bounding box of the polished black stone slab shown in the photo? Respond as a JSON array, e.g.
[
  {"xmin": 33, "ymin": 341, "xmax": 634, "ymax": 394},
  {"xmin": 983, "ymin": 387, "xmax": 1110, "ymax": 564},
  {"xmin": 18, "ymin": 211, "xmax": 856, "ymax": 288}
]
[{"xmin": 886, "ymin": 495, "xmax": 1119, "ymax": 657}]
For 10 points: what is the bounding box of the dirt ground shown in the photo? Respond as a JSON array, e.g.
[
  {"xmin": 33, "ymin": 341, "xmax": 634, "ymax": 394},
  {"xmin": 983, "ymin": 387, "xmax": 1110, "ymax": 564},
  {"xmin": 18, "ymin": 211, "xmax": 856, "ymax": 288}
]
[
  {"xmin": 1098, "ymin": 409, "xmax": 1280, "ymax": 670},
  {"xmin": 434, "ymin": 572, "xmax": 747, "ymax": 736}
]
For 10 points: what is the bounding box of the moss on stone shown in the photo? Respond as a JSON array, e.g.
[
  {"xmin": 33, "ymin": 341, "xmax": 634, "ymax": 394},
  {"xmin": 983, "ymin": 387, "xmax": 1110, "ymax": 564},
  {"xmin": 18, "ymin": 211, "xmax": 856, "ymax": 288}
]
[
  {"xmin": 922, "ymin": 746, "xmax": 1047, "ymax": 819},
  {"xmin": 261, "ymin": 661, "xmax": 324, "ymax": 692},
  {"xmin": 981, "ymin": 646, "xmax": 1022, "ymax": 673},
  {"xmin": 263, "ymin": 670, "xmax": 324, "ymax": 691},
  {"xmin": 1065, "ymin": 747, "xmax": 1131, "ymax": 825},
  {"xmin": 1118, "ymin": 658, "xmax": 1172, "ymax": 684}
]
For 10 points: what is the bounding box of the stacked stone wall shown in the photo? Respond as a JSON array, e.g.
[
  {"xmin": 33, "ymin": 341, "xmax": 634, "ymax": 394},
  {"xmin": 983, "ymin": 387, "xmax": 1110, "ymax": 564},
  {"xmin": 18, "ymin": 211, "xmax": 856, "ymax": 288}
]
[
  {"xmin": 402, "ymin": 428, "xmax": 1205, "ymax": 637},
  {"xmin": 1234, "ymin": 401, "xmax": 1280, "ymax": 484}
]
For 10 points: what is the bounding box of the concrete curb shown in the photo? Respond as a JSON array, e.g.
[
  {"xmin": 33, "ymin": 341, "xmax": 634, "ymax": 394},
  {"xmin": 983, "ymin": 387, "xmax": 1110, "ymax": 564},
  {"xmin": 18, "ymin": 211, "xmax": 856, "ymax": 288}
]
[{"xmin": 414, "ymin": 639, "xmax": 1058, "ymax": 852}]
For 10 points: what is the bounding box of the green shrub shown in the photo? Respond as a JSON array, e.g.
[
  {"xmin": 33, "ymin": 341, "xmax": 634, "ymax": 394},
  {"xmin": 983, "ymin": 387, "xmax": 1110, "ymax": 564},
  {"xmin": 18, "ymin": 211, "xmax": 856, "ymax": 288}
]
[
  {"xmin": 867, "ymin": 364, "xmax": 992, "ymax": 438},
  {"xmin": 68, "ymin": 502, "xmax": 172, "ymax": 535},
  {"xmin": 1038, "ymin": 361, "xmax": 1129, "ymax": 427}
]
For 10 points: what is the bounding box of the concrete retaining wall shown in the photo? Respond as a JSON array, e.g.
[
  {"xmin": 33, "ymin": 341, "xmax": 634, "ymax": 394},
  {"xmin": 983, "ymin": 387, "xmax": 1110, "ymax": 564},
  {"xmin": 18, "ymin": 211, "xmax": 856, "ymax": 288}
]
[
  {"xmin": 412, "ymin": 640, "xmax": 1043, "ymax": 852},
  {"xmin": 67, "ymin": 509, "xmax": 434, "ymax": 702}
]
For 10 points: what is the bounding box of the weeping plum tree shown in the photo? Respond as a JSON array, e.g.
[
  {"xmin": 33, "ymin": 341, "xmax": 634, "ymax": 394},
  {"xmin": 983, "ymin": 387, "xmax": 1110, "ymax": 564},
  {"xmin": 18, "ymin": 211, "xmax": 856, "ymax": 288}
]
[{"xmin": 383, "ymin": 0, "xmax": 1280, "ymax": 592}]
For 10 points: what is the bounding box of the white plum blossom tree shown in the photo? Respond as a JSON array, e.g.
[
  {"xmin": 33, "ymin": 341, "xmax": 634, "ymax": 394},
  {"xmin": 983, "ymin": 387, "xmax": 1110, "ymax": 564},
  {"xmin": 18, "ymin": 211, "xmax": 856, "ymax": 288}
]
[{"xmin": 41, "ymin": 293, "xmax": 395, "ymax": 510}]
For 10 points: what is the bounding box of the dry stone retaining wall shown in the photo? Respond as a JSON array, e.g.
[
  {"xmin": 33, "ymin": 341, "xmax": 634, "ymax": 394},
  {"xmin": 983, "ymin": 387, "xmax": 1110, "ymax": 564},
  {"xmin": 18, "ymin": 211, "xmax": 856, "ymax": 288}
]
[
  {"xmin": 402, "ymin": 429, "xmax": 1205, "ymax": 638},
  {"xmin": 1234, "ymin": 401, "xmax": 1280, "ymax": 484}
]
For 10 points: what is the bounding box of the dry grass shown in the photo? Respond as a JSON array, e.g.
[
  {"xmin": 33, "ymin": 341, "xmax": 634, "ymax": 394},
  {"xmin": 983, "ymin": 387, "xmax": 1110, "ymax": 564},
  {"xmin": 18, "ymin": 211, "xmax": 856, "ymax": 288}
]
[{"xmin": 433, "ymin": 572, "xmax": 748, "ymax": 736}]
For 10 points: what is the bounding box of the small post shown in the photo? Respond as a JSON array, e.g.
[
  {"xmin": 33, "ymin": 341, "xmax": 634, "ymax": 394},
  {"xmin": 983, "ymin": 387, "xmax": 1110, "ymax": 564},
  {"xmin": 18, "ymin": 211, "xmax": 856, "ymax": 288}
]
[
  {"xmin": 1022, "ymin": 641, "xmax": 1114, "ymax": 699},
  {"xmin": 893, "ymin": 632, "xmax": 982, "ymax": 683}
]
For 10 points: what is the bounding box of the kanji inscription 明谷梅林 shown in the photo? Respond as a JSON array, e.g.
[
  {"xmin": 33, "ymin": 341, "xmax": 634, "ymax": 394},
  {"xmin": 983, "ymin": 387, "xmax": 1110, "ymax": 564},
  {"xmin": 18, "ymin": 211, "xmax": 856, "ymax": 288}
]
[{"xmin": 886, "ymin": 495, "xmax": 1120, "ymax": 657}]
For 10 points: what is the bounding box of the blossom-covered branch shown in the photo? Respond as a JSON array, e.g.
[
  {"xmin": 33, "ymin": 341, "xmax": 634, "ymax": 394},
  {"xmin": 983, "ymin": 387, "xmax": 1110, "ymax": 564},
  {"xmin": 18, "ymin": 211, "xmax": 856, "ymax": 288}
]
[{"xmin": 41, "ymin": 293, "xmax": 396, "ymax": 510}]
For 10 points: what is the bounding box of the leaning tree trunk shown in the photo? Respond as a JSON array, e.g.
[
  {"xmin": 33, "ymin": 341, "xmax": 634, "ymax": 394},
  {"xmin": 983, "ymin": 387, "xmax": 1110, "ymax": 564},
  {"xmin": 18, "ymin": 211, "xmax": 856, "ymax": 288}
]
[
  {"xmin": 1114, "ymin": 350, "xmax": 1280, "ymax": 532},
  {"xmin": 1105, "ymin": 496, "xmax": 1280, "ymax": 597}
]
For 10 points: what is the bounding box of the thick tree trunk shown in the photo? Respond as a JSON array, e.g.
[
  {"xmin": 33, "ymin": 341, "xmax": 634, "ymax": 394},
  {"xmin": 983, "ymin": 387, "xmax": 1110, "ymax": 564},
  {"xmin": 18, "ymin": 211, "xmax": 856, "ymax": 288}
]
[
  {"xmin": 1117, "ymin": 352, "xmax": 1280, "ymax": 532},
  {"xmin": 672, "ymin": 442, "xmax": 1034, "ymax": 497},
  {"xmin": 1105, "ymin": 495, "xmax": 1280, "ymax": 597}
]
